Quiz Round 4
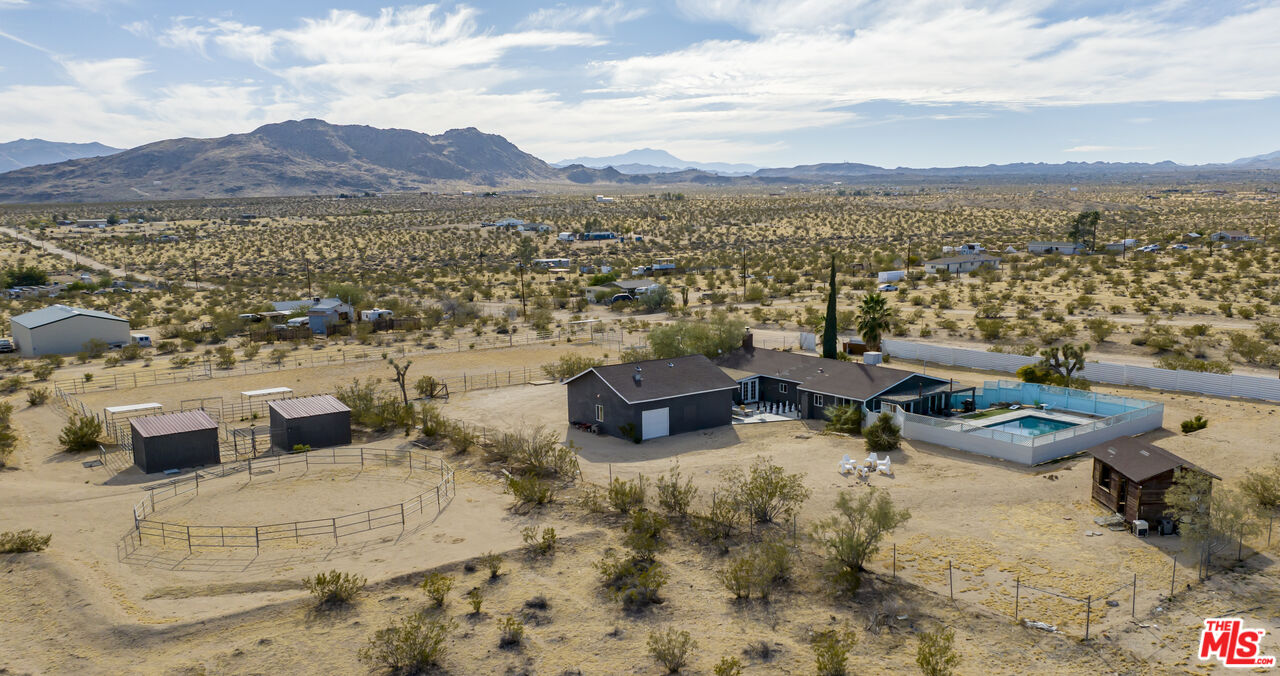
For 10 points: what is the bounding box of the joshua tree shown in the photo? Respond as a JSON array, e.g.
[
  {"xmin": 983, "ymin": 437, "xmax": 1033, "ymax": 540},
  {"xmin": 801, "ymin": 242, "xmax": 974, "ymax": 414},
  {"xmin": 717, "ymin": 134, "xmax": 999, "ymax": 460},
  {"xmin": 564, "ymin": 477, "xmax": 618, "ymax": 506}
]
[
  {"xmin": 389, "ymin": 358, "xmax": 413, "ymax": 407},
  {"xmin": 1038, "ymin": 343, "xmax": 1089, "ymax": 384},
  {"xmin": 855, "ymin": 292, "xmax": 893, "ymax": 353}
]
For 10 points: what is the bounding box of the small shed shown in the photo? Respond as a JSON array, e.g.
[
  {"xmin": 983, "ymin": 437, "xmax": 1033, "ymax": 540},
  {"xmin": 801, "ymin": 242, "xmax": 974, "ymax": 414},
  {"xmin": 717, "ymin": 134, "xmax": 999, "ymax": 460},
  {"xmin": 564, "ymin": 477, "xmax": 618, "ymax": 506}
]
[
  {"xmin": 268, "ymin": 395, "xmax": 352, "ymax": 451},
  {"xmin": 131, "ymin": 410, "xmax": 220, "ymax": 473},
  {"xmin": 1088, "ymin": 438, "xmax": 1219, "ymax": 525}
]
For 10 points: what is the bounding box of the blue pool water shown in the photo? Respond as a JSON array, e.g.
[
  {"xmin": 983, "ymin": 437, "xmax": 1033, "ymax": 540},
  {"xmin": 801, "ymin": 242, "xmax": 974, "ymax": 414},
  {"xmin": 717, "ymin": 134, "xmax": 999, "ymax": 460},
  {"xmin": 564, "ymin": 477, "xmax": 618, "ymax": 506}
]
[{"xmin": 983, "ymin": 415, "xmax": 1077, "ymax": 437}]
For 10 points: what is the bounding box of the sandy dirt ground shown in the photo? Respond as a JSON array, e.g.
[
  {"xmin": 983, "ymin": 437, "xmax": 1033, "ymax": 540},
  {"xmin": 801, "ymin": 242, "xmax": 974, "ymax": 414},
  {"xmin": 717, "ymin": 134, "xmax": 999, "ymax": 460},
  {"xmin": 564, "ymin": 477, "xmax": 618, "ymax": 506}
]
[{"xmin": 3, "ymin": 346, "xmax": 1278, "ymax": 674}]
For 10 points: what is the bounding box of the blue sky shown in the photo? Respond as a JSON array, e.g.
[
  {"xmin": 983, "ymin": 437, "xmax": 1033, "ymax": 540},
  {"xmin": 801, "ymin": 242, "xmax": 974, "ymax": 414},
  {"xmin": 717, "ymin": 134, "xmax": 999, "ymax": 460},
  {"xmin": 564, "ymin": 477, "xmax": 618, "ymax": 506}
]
[{"xmin": 1, "ymin": 0, "xmax": 1279, "ymax": 167}]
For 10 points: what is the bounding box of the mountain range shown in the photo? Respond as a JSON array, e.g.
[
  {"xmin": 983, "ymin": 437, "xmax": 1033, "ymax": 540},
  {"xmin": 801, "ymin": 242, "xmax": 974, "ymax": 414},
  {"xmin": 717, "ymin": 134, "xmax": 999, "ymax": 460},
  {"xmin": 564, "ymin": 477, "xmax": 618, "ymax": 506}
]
[
  {"xmin": 554, "ymin": 148, "xmax": 761, "ymax": 176},
  {"xmin": 0, "ymin": 120, "xmax": 1277, "ymax": 203},
  {"xmin": 0, "ymin": 139, "xmax": 122, "ymax": 172}
]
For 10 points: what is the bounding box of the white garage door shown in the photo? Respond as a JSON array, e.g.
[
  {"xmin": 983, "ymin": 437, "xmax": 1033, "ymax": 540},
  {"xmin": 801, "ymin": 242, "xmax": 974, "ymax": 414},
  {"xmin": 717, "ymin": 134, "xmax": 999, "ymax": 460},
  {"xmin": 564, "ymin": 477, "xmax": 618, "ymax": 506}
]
[{"xmin": 641, "ymin": 408, "xmax": 670, "ymax": 440}]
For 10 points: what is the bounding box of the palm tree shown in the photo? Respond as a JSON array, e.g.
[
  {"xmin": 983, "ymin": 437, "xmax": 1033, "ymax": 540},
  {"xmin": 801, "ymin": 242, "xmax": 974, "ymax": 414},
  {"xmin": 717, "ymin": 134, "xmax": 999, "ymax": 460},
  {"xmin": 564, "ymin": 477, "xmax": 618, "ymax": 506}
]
[{"xmin": 856, "ymin": 292, "xmax": 893, "ymax": 352}]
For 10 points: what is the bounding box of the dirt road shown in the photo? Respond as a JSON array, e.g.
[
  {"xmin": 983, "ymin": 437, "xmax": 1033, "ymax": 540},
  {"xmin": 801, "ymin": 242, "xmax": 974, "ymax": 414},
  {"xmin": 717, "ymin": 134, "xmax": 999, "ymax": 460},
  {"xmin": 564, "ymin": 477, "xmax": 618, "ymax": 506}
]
[{"xmin": 0, "ymin": 226, "xmax": 216, "ymax": 290}]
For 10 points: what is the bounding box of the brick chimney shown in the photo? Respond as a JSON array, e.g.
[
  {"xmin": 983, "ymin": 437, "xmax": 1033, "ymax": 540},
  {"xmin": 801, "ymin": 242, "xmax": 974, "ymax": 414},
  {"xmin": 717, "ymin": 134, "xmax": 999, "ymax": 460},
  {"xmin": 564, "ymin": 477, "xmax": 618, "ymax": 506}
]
[{"xmin": 742, "ymin": 332, "xmax": 754, "ymax": 352}]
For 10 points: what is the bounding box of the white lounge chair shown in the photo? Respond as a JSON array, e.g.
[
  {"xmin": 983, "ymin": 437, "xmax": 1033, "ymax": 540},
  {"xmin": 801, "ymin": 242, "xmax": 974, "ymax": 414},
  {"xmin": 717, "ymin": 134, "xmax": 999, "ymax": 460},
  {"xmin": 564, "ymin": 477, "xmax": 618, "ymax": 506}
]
[
  {"xmin": 864, "ymin": 452, "xmax": 879, "ymax": 467},
  {"xmin": 839, "ymin": 454, "xmax": 857, "ymax": 474},
  {"xmin": 877, "ymin": 456, "xmax": 893, "ymax": 476},
  {"xmin": 856, "ymin": 465, "xmax": 871, "ymax": 479}
]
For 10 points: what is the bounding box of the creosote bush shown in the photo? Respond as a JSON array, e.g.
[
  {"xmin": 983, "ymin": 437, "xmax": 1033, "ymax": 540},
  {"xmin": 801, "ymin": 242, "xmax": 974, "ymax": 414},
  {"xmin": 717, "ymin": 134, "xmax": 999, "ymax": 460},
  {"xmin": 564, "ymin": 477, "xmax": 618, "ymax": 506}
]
[
  {"xmin": 916, "ymin": 625, "xmax": 962, "ymax": 676},
  {"xmin": 812, "ymin": 487, "xmax": 911, "ymax": 594},
  {"xmin": 466, "ymin": 587, "xmax": 485, "ymax": 614},
  {"xmin": 648, "ymin": 627, "xmax": 697, "ymax": 673},
  {"xmin": 723, "ymin": 457, "xmax": 810, "ymax": 524},
  {"xmin": 608, "ymin": 475, "xmax": 647, "ymax": 514},
  {"xmin": 420, "ymin": 572, "xmax": 454, "ymax": 607},
  {"xmin": 359, "ymin": 613, "xmax": 455, "ymax": 673},
  {"xmin": 714, "ymin": 656, "xmax": 744, "ymax": 676},
  {"xmin": 506, "ymin": 472, "xmax": 557, "ymax": 510},
  {"xmin": 541, "ymin": 353, "xmax": 604, "ymax": 380},
  {"xmin": 595, "ymin": 550, "xmax": 667, "ymax": 609},
  {"xmin": 0, "ymin": 529, "xmax": 52, "ymax": 553},
  {"xmin": 656, "ymin": 465, "xmax": 697, "ymax": 518},
  {"xmin": 811, "ymin": 626, "xmax": 858, "ymax": 676},
  {"xmin": 498, "ymin": 616, "xmax": 525, "ymax": 648},
  {"xmin": 58, "ymin": 414, "xmax": 103, "ymax": 452},
  {"xmin": 480, "ymin": 551, "xmax": 503, "ymax": 579},
  {"xmin": 521, "ymin": 525, "xmax": 557, "ymax": 557},
  {"xmin": 303, "ymin": 570, "xmax": 366, "ymax": 608}
]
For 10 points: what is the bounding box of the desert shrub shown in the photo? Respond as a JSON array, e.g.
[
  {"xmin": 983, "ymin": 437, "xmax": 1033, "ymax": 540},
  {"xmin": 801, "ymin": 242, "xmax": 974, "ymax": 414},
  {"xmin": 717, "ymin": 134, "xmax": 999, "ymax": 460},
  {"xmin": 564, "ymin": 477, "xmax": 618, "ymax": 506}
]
[
  {"xmin": 916, "ymin": 625, "xmax": 961, "ymax": 676},
  {"xmin": 722, "ymin": 457, "xmax": 810, "ymax": 523},
  {"xmin": 0, "ymin": 375, "xmax": 23, "ymax": 393},
  {"xmin": 31, "ymin": 362, "xmax": 54, "ymax": 380},
  {"xmin": 617, "ymin": 421, "xmax": 640, "ymax": 443},
  {"xmin": 290, "ymin": 444, "xmax": 311, "ymax": 454},
  {"xmin": 541, "ymin": 353, "xmax": 604, "ymax": 380},
  {"xmin": 714, "ymin": 655, "xmax": 744, "ymax": 676},
  {"xmin": 58, "ymin": 414, "xmax": 102, "ymax": 452},
  {"xmin": 623, "ymin": 509, "xmax": 668, "ymax": 559},
  {"xmin": 420, "ymin": 572, "xmax": 454, "ymax": 606},
  {"xmin": 521, "ymin": 525, "xmax": 557, "ymax": 556},
  {"xmin": 812, "ymin": 487, "xmax": 911, "ymax": 594},
  {"xmin": 0, "ymin": 529, "xmax": 52, "ymax": 553},
  {"xmin": 491, "ymin": 427, "xmax": 580, "ymax": 478},
  {"xmin": 1181, "ymin": 415, "xmax": 1209, "ymax": 434},
  {"xmin": 656, "ymin": 465, "xmax": 698, "ymax": 518},
  {"xmin": 444, "ymin": 421, "xmax": 479, "ymax": 453},
  {"xmin": 303, "ymin": 570, "xmax": 366, "ymax": 607},
  {"xmin": 863, "ymin": 413, "xmax": 901, "ymax": 454},
  {"xmin": 26, "ymin": 387, "xmax": 49, "ymax": 406},
  {"xmin": 695, "ymin": 496, "xmax": 742, "ymax": 550},
  {"xmin": 214, "ymin": 345, "xmax": 236, "ymax": 369},
  {"xmin": 824, "ymin": 403, "xmax": 863, "ymax": 435},
  {"xmin": 480, "ymin": 551, "xmax": 503, "ymax": 579},
  {"xmin": 718, "ymin": 539, "xmax": 791, "ymax": 600},
  {"xmin": 82, "ymin": 338, "xmax": 108, "ymax": 359},
  {"xmin": 647, "ymin": 627, "xmax": 697, "ymax": 673},
  {"xmin": 120, "ymin": 343, "xmax": 143, "ymax": 361},
  {"xmin": 268, "ymin": 347, "xmax": 290, "ymax": 364},
  {"xmin": 506, "ymin": 473, "xmax": 557, "ymax": 509},
  {"xmin": 466, "ymin": 587, "xmax": 484, "ymax": 614},
  {"xmin": 1155, "ymin": 354, "xmax": 1232, "ymax": 374},
  {"xmin": 241, "ymin": 343, "xmax": 261, "ymax": 360},
  {"xmin": 359, "ymin": 613, "xmax": 455, "ymax": 673},
  {"xmin": 595, "ymin": 551, "xmax": 667, "ymax": 608},
  {"xmin": 335, "ymin": 378, "xmax": 414, "ymax": 430},
  {"xmin": 420, "ymin": 402, "xmax": 447, "ymax": 437},
  {"xmin": 103, "ymin": 354, "xmax": 121, "ymax": 368},
  {"xmin": 414, "ymin": 374, "xmax": 440, "ymax": 398},
  {"xmin": 811, "ymin": 626, "xmax": 858, "ymax": 676},
  {"xmin": 498, "ymin": 616, "xmax": 525, "ymax": 648},
  {"xmin": 608, "ymin": 475, "xmax": 647, "ymax": 514}
]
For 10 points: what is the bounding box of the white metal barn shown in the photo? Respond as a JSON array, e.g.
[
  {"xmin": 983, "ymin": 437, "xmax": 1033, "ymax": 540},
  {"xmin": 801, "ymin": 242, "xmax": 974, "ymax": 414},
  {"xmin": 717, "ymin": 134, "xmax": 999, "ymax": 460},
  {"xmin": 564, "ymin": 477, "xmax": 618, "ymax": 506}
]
[{"xmin": 10, "ymin": 304, "xmax": 130, "ymax": 358}]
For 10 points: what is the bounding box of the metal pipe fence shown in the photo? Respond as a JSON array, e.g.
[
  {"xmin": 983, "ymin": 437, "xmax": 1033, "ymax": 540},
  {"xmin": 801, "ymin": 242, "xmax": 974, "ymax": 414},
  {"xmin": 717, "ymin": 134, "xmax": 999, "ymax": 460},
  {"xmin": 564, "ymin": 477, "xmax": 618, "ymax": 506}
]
[{"xmin": 119, "ymin": 447, "xmax": 456, "ymax": 556}]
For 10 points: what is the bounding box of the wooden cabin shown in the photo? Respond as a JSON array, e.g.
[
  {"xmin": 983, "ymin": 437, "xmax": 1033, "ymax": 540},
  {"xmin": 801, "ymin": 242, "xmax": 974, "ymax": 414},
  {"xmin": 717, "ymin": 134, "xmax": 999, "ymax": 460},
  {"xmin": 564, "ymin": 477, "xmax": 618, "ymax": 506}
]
[{"xmin": 1087, "ymin": 438, "xmax": 1218, "ymax": 524}]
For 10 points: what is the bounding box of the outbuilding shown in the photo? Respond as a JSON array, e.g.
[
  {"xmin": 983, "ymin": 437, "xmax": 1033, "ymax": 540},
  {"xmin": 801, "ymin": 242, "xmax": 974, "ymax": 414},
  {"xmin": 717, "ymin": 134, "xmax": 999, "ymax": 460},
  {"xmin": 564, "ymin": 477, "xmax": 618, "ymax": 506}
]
[
  {"xmin": 923, "ymin": 254, "xmax": 1001, "ymax": 275},
  {"xmin": 10, "ymin": 304, "xmax": 130, "ymax": 358},
  {"xmin": 1088, "ymin": 438, "xmax": 1219, "ymax": 525},
  {"xmin": 131, "ymin": 409, "xmax": 220, "ymax": 473},
  {"xmin": 1028, "ymin": 241, "xmax": 1086, "ymax": 255},
  {"xmin": 564, "ymin": 354, "xmax": 738, "ymax": 442},
  {"xmin": 268, "ymin": 395, "xmax": 352, "ymax": 451}
]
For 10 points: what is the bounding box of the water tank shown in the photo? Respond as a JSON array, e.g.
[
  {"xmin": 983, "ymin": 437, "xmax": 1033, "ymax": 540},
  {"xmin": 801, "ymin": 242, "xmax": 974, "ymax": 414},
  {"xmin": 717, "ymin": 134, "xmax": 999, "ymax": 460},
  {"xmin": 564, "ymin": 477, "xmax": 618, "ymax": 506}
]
[
  {"xmin": 1133, "ymin": 520, "xmax": 1149, "ymax": 537},
  {"xmin": 863, "ymin": 351, "xmax": 883, "ymax": 365}
]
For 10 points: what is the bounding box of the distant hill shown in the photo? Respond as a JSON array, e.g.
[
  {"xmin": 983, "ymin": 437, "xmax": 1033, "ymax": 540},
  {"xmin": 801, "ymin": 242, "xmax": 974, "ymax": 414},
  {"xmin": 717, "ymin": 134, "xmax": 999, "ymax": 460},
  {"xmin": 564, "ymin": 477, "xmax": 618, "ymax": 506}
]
[
  {"xmin": 1229, "ymin": 150, "xmax": 1280, "ymax": 168},
  {"xmin": 0, "ymin": 139, "xmax": 121, "ymax": 172},
  {"xmin": 0, "ymin": 120, "xmax": 568, "ymax": 203},
  {"xmin": 555, "ymin": 148, "xmax": 761, "ymax": 175}
]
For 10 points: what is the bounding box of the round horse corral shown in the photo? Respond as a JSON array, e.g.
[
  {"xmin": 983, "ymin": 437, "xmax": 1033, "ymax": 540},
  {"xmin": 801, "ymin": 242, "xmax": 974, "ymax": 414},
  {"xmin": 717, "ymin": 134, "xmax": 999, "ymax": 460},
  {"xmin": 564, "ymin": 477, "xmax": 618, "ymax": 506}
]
[{"xmin": 118, "ymin": 447, "xmax": 456, "ymax": 563}]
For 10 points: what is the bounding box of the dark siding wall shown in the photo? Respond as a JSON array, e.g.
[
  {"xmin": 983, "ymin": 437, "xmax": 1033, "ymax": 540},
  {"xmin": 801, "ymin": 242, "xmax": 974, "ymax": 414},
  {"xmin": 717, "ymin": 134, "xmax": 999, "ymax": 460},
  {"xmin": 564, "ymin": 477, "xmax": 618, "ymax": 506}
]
[
  {"xmin": 270, "ymin": 409, "xmax": 352, "ymax": 450},
  {"xmin": 132, "ymin": 428, "xmax": 220, "ymax": 473},
  {"xmin": 567, "ymin": 372, "xmax": 638, "ymax": 440},
  {"xmin": 1090, "ymin": 459, "xmax": 1122, "ymax": 513},
  {"xmin": 759, "ymin": 377, "xmax": 800, "ymax": 406},
  {"xmin": 1134, "ymin": 470, "xmax": 1178, "ymax": 523},
  {"xmin": 637, "ymin": 389, "xmax": 733, "ymax": 437}
]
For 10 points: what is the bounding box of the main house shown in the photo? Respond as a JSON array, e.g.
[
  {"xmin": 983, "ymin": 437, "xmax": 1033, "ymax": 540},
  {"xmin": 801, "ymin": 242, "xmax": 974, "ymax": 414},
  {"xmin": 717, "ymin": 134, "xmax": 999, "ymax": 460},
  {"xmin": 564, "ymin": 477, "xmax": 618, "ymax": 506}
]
[{"xmin": 565, "ymin": 338, "xmax": 965, "ymax": 442}]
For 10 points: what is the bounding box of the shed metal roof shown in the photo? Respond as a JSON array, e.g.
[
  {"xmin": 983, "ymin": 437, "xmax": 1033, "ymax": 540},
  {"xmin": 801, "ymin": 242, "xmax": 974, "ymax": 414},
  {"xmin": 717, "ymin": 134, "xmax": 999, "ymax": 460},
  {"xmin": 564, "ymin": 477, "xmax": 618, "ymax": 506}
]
[
  {"xmin": 268, "ymin": 394, "xmax": 351, "ymax": 419},
  {"xmin": 11, "ymin": 304, "xmax": 128, "ymax": 329},
  {"xmin": 1087, "ymin": 438, "xmax": 1220, "ymax": 483},
  {"xmin": 130, "ymin": 409, "xmax": 217, "ymax": 438}
]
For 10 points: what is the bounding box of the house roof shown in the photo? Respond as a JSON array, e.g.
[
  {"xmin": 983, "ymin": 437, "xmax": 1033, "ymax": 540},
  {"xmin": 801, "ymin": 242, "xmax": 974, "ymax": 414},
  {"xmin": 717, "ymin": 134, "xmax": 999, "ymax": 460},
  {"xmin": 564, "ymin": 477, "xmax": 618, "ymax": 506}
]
[
  {"xmin": 1029, "ymin": 241, "xmax": 1081, "ymax": 248},
  {"xmin": 925, "ymin": 255, "xmax": 1001, "ymax": 266},
  {"xmin": 714, "ymin": 347, "xmax": 947, "ymax": 401},
  {"xmin": 610, "ymin": 279, "xmax": 657, "ymax": 290},
  {"xmin": 564, "ymin": 354, "xmax": 738, "ymax": 404},
  {"xmin": 131, "ymin": 409, "xmax": 217, "ymax": 438},
  {"xmin": 1087, "ymin": 438, "xmax": 1220, "ymax": 483},
  {"xmin": 1213, "ymin": 230, "xmax": 1249, "ymax": 237},
  {"xmin": 268, "ymin": 394, "xmax": 351, "ymax": 419},
  {"xmin": 11, "ymin": 304, "xmax": 127, "ymax": 329},
  {"xmin": 271, "ymin": 297, "xmax": 342, "ymax": 313}
]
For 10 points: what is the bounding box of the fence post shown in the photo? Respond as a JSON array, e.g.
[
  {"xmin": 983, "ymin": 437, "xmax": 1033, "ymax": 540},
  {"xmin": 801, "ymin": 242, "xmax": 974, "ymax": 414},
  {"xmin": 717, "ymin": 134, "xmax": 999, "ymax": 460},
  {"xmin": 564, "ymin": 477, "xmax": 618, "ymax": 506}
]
[
  {"xmin": 948, "ymin": 560, "xmax": 953, "ymax": 601},
  {"xmin": 1014, "ymin": 577, "xmax": 1020, "ymax": 620},
  {"xmin": 1084, "ymin": 595, "xmax": 1092, "ymax": 640},
  {"xmin": 400, "ymin": 502, "xmax": 405, "ymax": 527},
  {"xmin": 1170, "ymin": 555, "xmax": 1177, "ymax": 598},
  {"xmin": 436, "ymin": 485, "xmax": 441, "ymax": 510},
  {"xmin": 1131, "ymin": 572, "xmax": 1137, "ymax": 617},
  {"xmin": 150, "ymin": 491, "xmax": 155, "ymax": 512},
  {"xmin": 892, "ymin": 543, "xmax": 896, "ymax": 579},
  {"xmin": 332, "ymin": 517, "xmax": 338, "ymax": 543},
  {"xmin": 255, "ymin": 526, "xmax": 260, "ymax": 550}
]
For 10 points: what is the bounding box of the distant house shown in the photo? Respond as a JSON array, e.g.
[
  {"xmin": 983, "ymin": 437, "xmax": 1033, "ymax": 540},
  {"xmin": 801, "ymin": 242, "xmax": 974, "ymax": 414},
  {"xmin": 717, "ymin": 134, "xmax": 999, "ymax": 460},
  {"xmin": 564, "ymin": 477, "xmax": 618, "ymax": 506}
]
[
  {"xmin": 76, "ymin": 219, "xmax": 109, "ymax": 228},
  {"xmin": 923, "ymin": 254, "xmax": 1001, "ymax": 275},
  {"xmin": 532, "ymin": 258, "xmax": 571, "ymax": 268},
  {"xmin": 360, "ymin": 308, "xmax": 393, "ymax": 322},
  {"xmin": 957, "ymin": 243, "xmax": 985, "ymax": 254},
  {"xmin": 564, "ymin": 354, "xmax": 738, "ymax": 441},
  {"xmin": 6, "ymin": 282, "xmax": 66, "ymax": 299},
  {"xmin": 1028, "ymin": 241, "xmax": 1085, "ymax": 255},
  {"xmin": 1209, "ymin": 230, "xmax": 1255, "ymax": 242},
  {"xmin": 558, "ymin": 232, "xmax": 576, "ymax": 242},
  {"xmin": 594, "ymin": 195, "xmax": 615, "ymax": 203},
  {"xmin": 608, "ymin": 279, "xmax": 660, "ymax": 296},
  {"xmin": 493, "ymin": 218, "xmax": 526, "ymax": 229},
  {"xmin": 306, "ymin": 299, "xmax": 354, "ymax": 334},
  {"xmin": 10, "ymin": 304, "xmax": 130, "ymax": 358},
  {"xmin": 1087, "ymin": 438, "xmax": 1219, "ymax": 526},
  {"xmin": 580, "ymin": 231, "xmax": 617, "ymax": 241}
]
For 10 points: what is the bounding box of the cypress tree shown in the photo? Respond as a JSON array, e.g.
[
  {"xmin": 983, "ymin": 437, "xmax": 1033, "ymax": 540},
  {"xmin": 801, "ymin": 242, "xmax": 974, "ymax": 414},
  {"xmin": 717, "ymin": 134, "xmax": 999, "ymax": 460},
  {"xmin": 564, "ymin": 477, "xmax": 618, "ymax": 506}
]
[{"xmin": 823, "ymin": 256, "xmax": 838, "ymax": 358}]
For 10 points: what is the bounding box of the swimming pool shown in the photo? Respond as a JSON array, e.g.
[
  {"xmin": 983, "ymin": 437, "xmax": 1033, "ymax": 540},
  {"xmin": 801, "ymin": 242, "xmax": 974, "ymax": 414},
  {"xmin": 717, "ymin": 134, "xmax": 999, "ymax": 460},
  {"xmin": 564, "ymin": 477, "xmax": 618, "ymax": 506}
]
[{"xmin": 983, "ymin": 415, "xmax": 1078, "ymax": 437}]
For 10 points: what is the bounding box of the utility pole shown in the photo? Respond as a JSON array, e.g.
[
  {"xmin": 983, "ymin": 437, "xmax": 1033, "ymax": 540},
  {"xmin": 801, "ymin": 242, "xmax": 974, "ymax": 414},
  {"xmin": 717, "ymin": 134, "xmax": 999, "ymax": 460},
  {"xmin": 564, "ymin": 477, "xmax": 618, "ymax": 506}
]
[
  {"xmin": 905, "ymin": 237, "xmax": 911, "ymax": 277},
  {"xmin": 304, "ymin": 256, "xmax": 313, "ymax": 296},
  {"xmin": 741, "ymin": 247, "xmax": 747, "ymax": 301},
  {"xmin": 192, "ymin": 259, "xmax": 199, "ymax": 290},
  {"xmin": 517, "ymin": 263, "xmax": 526, "ymax": 316}
]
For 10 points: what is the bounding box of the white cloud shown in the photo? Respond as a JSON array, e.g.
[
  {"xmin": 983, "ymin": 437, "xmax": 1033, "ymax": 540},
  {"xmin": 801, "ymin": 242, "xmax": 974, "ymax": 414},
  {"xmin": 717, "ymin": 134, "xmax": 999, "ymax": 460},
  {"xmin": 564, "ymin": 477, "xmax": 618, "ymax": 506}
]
[
  {"xmin": 157, "ymin": 18, "xmax": 214, "ymax": 57},
  {"xmin": 58, "ymin": 57, "xmax": 149, "ymax": 95},
  {"xmin": 0, "ymin": 0, "xmax": 29, "ymax": 7},
  {"xmin": 521, "ymin": 1, "xmax": 649, "ymax": 30}
]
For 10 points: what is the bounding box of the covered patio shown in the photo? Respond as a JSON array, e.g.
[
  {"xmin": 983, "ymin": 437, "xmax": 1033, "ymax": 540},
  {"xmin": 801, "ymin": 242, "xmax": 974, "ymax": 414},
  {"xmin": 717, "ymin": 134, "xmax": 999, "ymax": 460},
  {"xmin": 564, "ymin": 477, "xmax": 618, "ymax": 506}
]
[{"xmin": 876, "ymin": 380, "xmax": 976, "ymax": 416}]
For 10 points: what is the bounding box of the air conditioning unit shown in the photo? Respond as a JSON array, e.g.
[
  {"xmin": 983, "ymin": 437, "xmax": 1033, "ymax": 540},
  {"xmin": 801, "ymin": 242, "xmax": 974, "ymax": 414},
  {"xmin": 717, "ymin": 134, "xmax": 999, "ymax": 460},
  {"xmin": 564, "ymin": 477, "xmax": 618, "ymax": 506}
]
[{"xmin": 1133, "ymin": 519, "xmax": 1149, "ymax": 537}]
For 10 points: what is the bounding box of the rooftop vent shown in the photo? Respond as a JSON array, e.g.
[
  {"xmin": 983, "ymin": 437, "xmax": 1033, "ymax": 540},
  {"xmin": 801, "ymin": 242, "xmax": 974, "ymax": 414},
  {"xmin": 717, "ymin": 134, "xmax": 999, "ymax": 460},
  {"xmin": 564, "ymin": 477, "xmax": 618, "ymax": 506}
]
[{"xmin": 634, "ymin": 367, "xmax": 642, "ymax": 384}]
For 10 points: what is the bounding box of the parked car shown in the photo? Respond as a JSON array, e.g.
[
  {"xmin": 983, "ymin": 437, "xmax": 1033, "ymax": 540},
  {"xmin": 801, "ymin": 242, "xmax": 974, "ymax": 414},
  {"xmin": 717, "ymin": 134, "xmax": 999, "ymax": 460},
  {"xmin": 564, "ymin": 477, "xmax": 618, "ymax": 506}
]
[
  {"xmin": 877, "ymin": 283, "xmax": 899, "ymax": 292},
  {"xmin": 0, "ymin": 338, "xmax": 13, "ymax": 353},
  {"xmin": 608, "ymin": 293, "xmax": 633, "ymax": 305},
  {"xmin": 1172, "ymin": 243, "xmax": 1190, "ymax": 250}
]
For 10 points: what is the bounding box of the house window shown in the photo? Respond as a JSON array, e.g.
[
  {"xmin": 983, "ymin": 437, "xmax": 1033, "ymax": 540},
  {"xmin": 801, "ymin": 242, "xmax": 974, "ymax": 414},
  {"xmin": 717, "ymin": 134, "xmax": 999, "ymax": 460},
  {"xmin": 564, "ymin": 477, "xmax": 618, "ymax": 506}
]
[
  {"xmin": 595, "ymin": 404, "xmax": 604, "ymax": 422},
  {"xmin": 779, "ymin": 383, "xmax": 788, "ymax": 393},
  {"xmin": 1097, "ymin": 465, "xmax": 1112, "ymax": 492},
  {"xmin": 813, "ymin": 394, "xmax": 824, "ymax": 407}
]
